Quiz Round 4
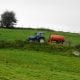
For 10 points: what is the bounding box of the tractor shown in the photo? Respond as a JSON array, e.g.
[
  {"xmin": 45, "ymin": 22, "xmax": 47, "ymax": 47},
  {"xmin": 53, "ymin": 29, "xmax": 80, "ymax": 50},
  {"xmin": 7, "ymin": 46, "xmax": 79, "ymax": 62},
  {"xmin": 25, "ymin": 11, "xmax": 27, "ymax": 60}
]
[{"xmin": 27, "ymin": 32, "xmax": 45, "ymax": 43}]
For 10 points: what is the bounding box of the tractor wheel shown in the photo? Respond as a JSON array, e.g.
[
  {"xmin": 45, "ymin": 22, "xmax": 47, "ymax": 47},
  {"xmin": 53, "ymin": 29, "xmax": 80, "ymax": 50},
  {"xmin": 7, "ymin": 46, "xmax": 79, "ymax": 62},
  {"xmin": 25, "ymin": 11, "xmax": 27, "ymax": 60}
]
[
  {"xmin": 39, "ymin": 38, "xmax": 45, "ymax": 43},
  {"xmin": 29, "ymin": 39, "xmax": 33, "ymax": 42}
]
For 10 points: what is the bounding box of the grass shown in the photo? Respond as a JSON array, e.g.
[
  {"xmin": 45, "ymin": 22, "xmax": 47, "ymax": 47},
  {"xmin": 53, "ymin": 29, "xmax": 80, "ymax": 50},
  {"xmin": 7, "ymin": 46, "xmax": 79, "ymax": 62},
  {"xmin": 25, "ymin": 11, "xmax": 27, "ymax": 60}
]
[
  {"xmin": 0, "ymin": 49, "xmax": 80, "ymax": 80},
  {"xmin": 0, "ymin": 28, "xmax": 80, "ymax": 45},
  {"xmin": 0, "ymin": 28, "xmax": 80, "ymax": 80}
]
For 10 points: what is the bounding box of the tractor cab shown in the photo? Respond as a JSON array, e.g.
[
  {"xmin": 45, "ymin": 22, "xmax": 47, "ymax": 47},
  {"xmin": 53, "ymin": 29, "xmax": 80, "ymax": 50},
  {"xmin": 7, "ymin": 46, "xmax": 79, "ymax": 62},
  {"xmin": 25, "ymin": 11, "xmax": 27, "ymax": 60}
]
[{"xmin": 36, "ymin": 32, "xmax": 44, "ymax": 36}]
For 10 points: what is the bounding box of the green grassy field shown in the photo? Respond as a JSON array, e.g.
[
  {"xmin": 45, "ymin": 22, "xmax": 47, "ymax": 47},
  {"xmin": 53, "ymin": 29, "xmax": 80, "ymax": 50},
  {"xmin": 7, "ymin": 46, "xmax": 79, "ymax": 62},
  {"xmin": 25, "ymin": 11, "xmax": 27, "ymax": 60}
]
[
  {"xmin": 0, "ymin": 28, "xmax": 80, "ymax": 45},
  {"xmin": 0, "ymin": 28, "xmax": 80, "ymax": 80},
  {"xmin": 0, "ymin": 49, "xmax": 80, "ymax": 80}
]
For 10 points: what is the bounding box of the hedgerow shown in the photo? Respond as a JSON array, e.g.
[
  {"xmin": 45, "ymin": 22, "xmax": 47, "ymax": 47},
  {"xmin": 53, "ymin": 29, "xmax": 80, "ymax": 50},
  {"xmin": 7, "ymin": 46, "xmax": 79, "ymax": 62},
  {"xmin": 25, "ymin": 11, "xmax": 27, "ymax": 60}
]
[{"xmin": 0, "ymin": 40, "xmax": 72, "ymax": 53}]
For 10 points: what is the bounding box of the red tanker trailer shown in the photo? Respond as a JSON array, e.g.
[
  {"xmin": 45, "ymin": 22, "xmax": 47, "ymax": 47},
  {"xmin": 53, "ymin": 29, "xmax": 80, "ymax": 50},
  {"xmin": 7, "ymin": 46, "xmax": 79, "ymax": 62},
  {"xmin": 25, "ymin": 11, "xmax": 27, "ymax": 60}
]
[{"xmin": 48, "ymin": 34, "xmax": 65, "ymax": 44}]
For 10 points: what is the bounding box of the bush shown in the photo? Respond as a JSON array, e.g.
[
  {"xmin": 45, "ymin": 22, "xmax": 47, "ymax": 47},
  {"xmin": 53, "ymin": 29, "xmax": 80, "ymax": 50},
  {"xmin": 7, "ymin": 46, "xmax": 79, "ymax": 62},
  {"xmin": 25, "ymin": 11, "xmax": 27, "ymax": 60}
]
[
  {"xmin": 24, "ymin": 42, "xmax": 71, "ymax": 53},
  {"xmin": 0, "ymin": 40, "xmax": 25, "ymax": 48},
  {"xmin": 0, "ymin": 40, "xmax": 72, "ymax": 53},
  {"xmin": 75, "ymin": 44, "xmax": 80, "ymax": 51},
  {"xmin": 0, "ymin": 40, "xmax": 13, "ymax": 48}
]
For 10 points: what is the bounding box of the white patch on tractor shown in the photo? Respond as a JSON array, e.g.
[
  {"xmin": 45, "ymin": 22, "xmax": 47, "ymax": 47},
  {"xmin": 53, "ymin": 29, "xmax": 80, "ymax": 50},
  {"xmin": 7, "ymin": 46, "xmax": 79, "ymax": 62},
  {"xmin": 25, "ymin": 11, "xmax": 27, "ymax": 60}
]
[{"xmin": 40, "ymin": 39, "xmax": 45, "ymax": 43}]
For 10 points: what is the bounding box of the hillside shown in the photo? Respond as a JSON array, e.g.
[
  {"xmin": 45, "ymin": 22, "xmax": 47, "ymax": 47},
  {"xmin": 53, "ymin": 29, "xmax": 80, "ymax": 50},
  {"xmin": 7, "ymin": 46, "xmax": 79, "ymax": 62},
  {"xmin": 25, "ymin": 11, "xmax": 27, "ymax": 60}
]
[
  {"xmin": 0, "ymin": 28, "xmax": 80, "ymax": 45},
  {"xmin": 0, "ymin": 28, "xmax": 80, "ymax": 80}
]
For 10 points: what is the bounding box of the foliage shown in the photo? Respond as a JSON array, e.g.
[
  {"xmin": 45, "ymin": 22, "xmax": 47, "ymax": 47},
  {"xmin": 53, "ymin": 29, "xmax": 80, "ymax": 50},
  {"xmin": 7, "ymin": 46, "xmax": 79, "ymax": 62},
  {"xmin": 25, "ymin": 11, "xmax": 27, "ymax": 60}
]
[
  {"xmin": 1, "ymin": 11, "xmax": 17, "ymax": 28},
  {"xmin": 75, "ymin": 44, "xmax": 80, "ymax": 51},
  {"xmin": 0, "ymin": 40, "xmax": 72, "ymax": 55}
]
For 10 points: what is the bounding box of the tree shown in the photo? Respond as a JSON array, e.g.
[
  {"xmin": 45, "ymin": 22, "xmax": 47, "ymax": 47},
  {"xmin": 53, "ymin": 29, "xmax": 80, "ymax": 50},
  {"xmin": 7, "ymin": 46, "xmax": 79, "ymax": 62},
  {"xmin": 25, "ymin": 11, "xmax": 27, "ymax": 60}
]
[{"xmin": 1, "ymin": 11, "xmax": 17, "ymax": 28}]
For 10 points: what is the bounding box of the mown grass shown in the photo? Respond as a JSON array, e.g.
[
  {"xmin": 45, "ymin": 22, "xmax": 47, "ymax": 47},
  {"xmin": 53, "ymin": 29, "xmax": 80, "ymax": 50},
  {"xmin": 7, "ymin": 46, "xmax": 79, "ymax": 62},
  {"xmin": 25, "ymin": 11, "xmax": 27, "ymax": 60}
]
[{"xmin": 0, "ymin": 49, "xmax": 80, "ymax": 80}]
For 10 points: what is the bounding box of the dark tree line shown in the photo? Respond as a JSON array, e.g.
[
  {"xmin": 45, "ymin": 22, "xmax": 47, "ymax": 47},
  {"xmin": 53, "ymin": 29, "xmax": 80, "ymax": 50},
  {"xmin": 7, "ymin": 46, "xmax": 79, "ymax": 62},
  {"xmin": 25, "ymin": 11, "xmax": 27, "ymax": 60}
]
[{"xmin": 0, "ymin": 11, "xmax": 17, "ymax": 28}]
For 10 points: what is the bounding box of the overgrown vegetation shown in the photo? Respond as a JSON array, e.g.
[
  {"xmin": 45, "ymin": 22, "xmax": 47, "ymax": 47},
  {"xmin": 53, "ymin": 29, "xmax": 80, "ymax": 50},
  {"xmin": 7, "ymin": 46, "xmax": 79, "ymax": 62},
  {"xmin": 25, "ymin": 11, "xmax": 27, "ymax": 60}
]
[
  {"xmin": 0, "ymin": 40, "xmax": 72, "ymax": 54},
  {"xmin": 75, "ymin": 44, "xmax": 80, "ymax": 51}
]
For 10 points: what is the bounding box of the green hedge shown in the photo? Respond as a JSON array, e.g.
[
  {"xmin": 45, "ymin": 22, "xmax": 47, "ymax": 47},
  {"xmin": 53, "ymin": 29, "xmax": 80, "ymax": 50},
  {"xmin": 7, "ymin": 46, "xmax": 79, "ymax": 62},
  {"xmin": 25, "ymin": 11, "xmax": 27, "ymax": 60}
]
[
  {"xmin": 75, "ymin": 44, "xmax": 80, "ymax": 51},
  {"xmin": 0, "ymin": 40, "xmax": 72, "ymax": 53}
]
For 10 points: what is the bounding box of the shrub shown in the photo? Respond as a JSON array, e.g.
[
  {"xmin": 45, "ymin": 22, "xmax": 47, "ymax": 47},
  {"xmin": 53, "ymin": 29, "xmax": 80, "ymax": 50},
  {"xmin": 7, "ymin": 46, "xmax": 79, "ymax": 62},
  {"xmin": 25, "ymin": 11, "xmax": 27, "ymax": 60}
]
[
  {"xmin": 75, "ymin": 44, "xmax": 80, "ymax": 51},
  {"xmin": 0, "ymin": 40, "xmax": 72, "ymax": 54}
]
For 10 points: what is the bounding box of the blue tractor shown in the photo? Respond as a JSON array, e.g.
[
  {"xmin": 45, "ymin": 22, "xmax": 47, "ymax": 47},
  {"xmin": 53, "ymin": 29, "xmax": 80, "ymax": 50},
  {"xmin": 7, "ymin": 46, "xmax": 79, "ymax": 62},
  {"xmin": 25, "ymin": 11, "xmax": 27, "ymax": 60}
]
[{"xmin": 27, "ymin": 32, "xmax": 45, "ymax": 43}]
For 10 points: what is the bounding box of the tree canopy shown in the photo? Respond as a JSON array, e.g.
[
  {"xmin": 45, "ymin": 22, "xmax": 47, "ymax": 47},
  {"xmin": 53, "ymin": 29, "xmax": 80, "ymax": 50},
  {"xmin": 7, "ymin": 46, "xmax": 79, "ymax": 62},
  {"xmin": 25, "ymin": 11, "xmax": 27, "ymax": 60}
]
[{"xmin": 1, "ymin": 11, "xmax": 17, "ymax": 28}]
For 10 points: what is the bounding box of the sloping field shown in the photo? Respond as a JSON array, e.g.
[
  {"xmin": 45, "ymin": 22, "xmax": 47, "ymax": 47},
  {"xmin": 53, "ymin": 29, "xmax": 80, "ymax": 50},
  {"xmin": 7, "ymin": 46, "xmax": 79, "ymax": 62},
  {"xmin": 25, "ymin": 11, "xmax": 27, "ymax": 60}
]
[
  {"xmin": 0, "ymin": 28, "xmax": 80, "ymax": 80},
  {"xmin": 0, "ymin": 28, "xmax": 80, "ymax": 45}
]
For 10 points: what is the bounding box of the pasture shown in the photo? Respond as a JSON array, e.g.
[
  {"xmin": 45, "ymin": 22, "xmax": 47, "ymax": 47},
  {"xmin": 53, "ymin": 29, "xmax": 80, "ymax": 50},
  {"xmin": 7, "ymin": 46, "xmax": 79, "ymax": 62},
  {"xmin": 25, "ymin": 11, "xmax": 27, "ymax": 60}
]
[
  {"xmin": 0, "ymin": 28, "xmax": 80, "ymax": 80},
  {"xmin": 0, "ymin": 28, "xmax": 80, "ymax": 46},
  {"xmin": 0, "ymin": 49, "xmax": 80, "ymax": 80}
]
